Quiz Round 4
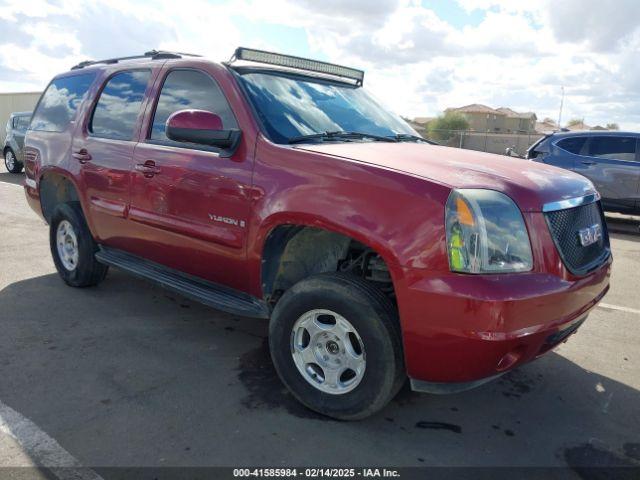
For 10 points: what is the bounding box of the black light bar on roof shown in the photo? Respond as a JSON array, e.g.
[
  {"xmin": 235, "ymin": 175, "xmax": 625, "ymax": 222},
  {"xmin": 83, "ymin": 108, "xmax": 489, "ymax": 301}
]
[{"xmin": 233, "ymin": 47, "xmax": 364, "ymax": 86}]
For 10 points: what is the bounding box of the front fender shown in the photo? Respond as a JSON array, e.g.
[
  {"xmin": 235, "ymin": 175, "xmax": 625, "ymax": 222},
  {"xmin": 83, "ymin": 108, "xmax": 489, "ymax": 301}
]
[{"xmin": 246, "ymin": 138, "xmax": 452, "ymax": 298}]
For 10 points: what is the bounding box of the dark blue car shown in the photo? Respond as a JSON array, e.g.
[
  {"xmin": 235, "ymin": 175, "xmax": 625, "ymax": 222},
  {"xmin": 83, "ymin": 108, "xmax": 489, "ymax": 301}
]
[{"xmin": 527, "ymin": 130, "xmax": 640, "ymax": 215}]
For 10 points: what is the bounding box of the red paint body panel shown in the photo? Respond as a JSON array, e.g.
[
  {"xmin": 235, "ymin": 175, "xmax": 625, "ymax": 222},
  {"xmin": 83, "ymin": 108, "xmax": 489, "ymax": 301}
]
[
  {"xmin": 397, "ymin": 258, "xmax": 611, "ymax": 382},
  {"xmin": 295, "ymin": 142, "xmax": 596, "ymax": 212},
  {"xmin": 167, "ymin": 109, "xmax": 223, "ymax": 130},
  {"xmin": 127, "ymin": 140, "xmax": 253, "ymax": 291},
  {"xmin": 23, "ymin": 56, "xmax": 611, "ymax": 386}
]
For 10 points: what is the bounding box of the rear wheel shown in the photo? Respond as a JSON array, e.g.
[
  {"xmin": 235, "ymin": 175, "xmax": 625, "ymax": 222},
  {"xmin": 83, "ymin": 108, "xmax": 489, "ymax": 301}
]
[
  {"xmin": 49, "ymin": 202, "xmax": 108, "ymax": 287},
  {"xmin": 4, "ymin": 149, "xmax": 23, "ymax": 173},
  {"xmin": 269, "ymin": 272, "xmax": 405, "ymax": 420}
]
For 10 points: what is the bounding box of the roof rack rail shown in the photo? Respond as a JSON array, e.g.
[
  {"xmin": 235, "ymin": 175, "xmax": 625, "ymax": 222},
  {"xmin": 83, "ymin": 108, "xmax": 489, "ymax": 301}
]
[
  {"xmin": 70, "ymin": 50, "xmax": 201, "ymax": 70},
  {"xmin": 229, "ymin": 47, "xmax": 365, "ymax": 86}
]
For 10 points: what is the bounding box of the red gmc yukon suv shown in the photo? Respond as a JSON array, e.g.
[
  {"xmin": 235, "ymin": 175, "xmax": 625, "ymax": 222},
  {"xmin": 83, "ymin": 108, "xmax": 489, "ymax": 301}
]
[{"xmin": 23, "ymin": 48, "xmax": 611, "ymax": 419}]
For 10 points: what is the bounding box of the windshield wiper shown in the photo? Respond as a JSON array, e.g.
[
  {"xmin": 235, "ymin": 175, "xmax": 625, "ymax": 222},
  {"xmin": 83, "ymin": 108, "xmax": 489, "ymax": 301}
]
[
  {"xmin": 388, "ymin": 133, "xmax": 438, "ymax": 144},
  {"xmin": 288, "ymin": 130, "xmax": 398, "ymax": 144}
]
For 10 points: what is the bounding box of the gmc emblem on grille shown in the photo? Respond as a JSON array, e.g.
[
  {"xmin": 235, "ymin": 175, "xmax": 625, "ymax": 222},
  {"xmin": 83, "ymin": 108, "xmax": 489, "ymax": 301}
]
[{"xmin": 577, "ymin": 224, "xmax": 602, "ymax": 247}]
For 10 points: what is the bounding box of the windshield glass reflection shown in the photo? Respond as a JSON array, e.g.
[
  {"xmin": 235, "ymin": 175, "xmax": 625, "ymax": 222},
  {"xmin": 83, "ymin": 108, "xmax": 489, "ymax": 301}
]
[{"xmin": 240, "ymin": 72, "xmax": 417, "ymax": 143}]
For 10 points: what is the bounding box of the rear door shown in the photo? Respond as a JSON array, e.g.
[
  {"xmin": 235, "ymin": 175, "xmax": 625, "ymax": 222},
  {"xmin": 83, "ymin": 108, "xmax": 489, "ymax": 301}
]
[
  {"xmin": 127, "ymin": 67, "xmax": 253, "ymax": 291},
  {"xmin": 73, "ymin": 67, "xmax": 159, "ymax": 245},
  {"xmin": 573, "ymin": 135, "xmax": 640, "ymax": 212}
]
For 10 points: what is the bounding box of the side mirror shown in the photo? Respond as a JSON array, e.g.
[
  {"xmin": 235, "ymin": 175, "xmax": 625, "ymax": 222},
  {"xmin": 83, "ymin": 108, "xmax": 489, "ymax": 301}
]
[{"xmin": 165, "ymin": 109, "xmax": 241, "ymax": 157}]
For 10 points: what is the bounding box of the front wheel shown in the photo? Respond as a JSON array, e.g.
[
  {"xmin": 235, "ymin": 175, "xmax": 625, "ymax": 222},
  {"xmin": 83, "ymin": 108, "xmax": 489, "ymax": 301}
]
[
  {"xmin": 49, "ymin": 202, "xmax": 108, "ymax": 287},
  {"xmin": 269, "ymin": 272, "xmax": 405, "ymax": 420},
  {"xmin": 4, "ymin": 149, "xmax": 23, "ymax": 173}
]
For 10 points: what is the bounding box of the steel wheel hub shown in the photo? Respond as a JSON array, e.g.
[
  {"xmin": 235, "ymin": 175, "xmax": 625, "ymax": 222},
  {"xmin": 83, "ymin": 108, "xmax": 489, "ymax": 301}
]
[
  {"xmin": 5, "ymin": 151, "xmax": 14, "ymax": 170},
  {"xmin": 56, "ymin": 220, "xmax": 79, "ymax": 271},
  {"xmin": 291, "ymin": 309, "xmax": 366, "ymax": 395}
]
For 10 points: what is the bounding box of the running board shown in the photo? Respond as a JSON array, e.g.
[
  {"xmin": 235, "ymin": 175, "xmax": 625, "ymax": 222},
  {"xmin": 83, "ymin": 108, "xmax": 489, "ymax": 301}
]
[{"xmin": 95, "ymin": 246, "xmax": 270, "ymax": 319}]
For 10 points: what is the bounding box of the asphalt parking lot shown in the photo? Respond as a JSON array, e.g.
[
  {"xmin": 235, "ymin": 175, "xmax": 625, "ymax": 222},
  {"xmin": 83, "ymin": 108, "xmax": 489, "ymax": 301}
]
[{"xmin": 0, "ymin": 171, "xmax": 639, "ymax": 476}]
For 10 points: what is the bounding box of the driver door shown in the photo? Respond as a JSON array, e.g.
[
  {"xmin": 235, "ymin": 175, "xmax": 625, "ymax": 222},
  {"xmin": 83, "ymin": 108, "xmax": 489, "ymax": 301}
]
[{"xmin": 126, "ymin": 67, "xmax": 253, "ymax": 291}]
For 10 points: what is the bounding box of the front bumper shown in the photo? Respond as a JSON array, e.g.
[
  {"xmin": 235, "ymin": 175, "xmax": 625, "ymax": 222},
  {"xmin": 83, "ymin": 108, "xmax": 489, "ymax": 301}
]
[{"xmin": 396, "ymin": 256, "xmax": 611, "ymax": 385}]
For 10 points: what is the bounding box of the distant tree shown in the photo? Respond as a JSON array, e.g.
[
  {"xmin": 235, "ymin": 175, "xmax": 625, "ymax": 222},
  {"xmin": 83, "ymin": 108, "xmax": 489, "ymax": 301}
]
[
  {"xmin": 427, "ymin": 112, "xmax": 470, "ymax": 141},
  {"xmin": 606, "ymin": 123, "xmax": 619, "ymax": 130},
  {"xmin": 567, "ymin": 118, "xmax": 583, "ymax": 127},
  {"xmin": 542, "ymin": 117, "xmax": 556, "ymax": 125}
]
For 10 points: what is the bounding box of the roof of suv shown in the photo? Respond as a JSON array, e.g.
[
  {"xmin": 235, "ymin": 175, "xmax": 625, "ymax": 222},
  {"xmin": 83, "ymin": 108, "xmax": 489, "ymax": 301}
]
[
  {"xmin": 547, "ymin": 130, "xmax": 639, "ymax": 139},
  {"xmin": 65, "ymin": 48, "xmax": 365, "ymax": 87},
  {"xmin": 69, "ymin": 50, "xmax": 202, "ymax": 71},
  {"xmin": 9, "ymin": 111, "xmax": 31, "ymax": 118}
]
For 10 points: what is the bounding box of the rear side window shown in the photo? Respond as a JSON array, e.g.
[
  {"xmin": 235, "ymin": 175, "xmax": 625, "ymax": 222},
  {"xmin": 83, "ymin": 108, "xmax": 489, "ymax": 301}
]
[
  {"xmin": 588, "ymin": 136, "xmax": 637, "ymax": 162},
  {"xmin": 31, "ymin": 73, "xmax": 96, "ymax": 132},
  {"xmin": 19, "ymin": 116, "xmax": 30, "ymax": 130},
  {"xmin": 150, "ymin": 69, "xmax": 237, "ymax": 142},
  {"xmin": 556, "ymin": 137, "xmax": 587, "ymax": 154},
  {"xmin": 15, "ymin": 116, "xmax": 31, "ymax": 130},
  {"xmin": 90, "ymin": 70, "xmax": 151, "ymax": 140}
]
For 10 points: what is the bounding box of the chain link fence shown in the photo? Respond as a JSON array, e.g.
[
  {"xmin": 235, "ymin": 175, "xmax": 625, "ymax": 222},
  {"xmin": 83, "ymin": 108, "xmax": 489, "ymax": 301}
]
[{"xmin": 420, "ymin": 129, "xmax": 545, "ymax": 157}]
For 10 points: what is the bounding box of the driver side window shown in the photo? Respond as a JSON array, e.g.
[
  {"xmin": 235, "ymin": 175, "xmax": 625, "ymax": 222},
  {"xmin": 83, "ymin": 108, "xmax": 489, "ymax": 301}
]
[{"xmin": 150, "ymin": 69, "xmax": 237, "ymax": 143}]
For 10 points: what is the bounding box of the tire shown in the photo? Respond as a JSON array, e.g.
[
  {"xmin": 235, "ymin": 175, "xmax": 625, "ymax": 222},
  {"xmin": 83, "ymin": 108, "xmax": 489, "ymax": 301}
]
[
  {"xmin": 269, "ymin": 272, "xmax": 405, "ymax": 420},
  {"xmin": 4, "ymin": 149, "xmax": 23, "ymax": 173},
  {"xmin": 49, "ymin": 202, "xmax": 108, "ymax": 287}
]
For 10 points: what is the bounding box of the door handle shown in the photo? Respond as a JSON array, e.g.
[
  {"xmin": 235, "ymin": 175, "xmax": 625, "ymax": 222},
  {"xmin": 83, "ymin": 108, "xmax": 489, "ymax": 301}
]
[
  {"xmin": 581, "ymin": 160, "xmax": 596, "ymax": 166},
  {"xmin": 72, "ymin": 149, "xmax": 92, "ymax": 164},
  {"xmin": 135, "ymin": 160, "xmax": 161, "ymax": 177}
]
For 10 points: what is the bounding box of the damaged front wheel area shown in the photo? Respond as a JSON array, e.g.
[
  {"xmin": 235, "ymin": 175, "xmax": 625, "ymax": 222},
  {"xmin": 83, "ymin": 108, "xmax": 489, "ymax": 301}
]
[{"xmin": 269, "ymin": 272, "xmax": 405, "ymax": 420}]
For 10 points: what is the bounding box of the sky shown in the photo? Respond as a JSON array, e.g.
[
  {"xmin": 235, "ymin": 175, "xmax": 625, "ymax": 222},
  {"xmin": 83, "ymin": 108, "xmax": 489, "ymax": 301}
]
[{"xmin": 1, "ymin": 0, "xmax": 640, "ymax": 129}]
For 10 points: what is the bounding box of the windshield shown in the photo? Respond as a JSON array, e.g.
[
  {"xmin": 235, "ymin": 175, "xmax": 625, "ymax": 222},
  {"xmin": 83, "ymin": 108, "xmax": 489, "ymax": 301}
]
[{"xmin": 239, "ymin": 71, "xmax": 418, "ymax": 144}]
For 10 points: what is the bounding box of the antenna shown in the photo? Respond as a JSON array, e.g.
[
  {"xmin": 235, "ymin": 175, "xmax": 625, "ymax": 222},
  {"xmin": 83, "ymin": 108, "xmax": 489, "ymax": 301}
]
[{"xmin": 557, "ymin": 86, "xmax": 565, "ymax": 128}]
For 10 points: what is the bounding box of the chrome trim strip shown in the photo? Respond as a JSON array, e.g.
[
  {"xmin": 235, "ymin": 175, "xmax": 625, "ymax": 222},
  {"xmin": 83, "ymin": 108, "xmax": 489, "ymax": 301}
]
[
  {"xmin": 542, "ymin": 192, "xmax": 600, "ymax": 212},
  {"xmin": 24, "ymin": 178, "xmax": 37, "ymax": 189}
]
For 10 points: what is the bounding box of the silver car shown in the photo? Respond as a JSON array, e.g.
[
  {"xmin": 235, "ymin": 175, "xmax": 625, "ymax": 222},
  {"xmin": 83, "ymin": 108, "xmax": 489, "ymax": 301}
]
[
  {"xmin": 527, "ymin": 131, "xmax": 640, "ymax": 215},
  {"xmin": 3, "ymin": 111, "xmax": 32, "ymax": 173}
]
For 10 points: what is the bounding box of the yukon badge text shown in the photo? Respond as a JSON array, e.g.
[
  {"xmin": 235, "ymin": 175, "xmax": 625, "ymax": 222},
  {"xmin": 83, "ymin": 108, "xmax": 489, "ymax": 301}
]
[{"xmin": 209, "ymin": 213, "xmax": 246, "ymax": 228}]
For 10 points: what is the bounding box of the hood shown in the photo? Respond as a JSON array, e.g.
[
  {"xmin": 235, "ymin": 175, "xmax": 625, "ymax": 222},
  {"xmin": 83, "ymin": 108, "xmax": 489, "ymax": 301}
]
[{"xmin": 295, "ymin": 142, "xmax": 596, "ymax": 212}]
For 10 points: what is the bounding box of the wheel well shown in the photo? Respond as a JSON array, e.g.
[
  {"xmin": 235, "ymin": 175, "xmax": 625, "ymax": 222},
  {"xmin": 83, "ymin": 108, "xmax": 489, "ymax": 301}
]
[
  {"xmin": 261, "ymin": 225, "xmax": 395, "ymax": 306},
  {"xmin": 40, "ymin": 173, "xmax": 80, "ymax": 223}
]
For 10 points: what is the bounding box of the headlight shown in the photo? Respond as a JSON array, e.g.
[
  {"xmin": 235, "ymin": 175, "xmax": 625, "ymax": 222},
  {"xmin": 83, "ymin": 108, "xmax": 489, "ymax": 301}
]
[{"xmin": 445, "ymin": 189, "xmax": 532, "ymax": 273}]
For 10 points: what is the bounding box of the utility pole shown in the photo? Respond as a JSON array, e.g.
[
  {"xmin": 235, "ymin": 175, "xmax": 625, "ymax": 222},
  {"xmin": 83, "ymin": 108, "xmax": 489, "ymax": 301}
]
[{"xmin": 557, "ymin": 86, "xmax": 565, "ymax": 129}]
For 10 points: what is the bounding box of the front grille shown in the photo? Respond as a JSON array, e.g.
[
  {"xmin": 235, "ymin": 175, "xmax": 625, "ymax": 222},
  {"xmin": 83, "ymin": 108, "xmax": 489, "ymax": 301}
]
[{"xmin": 544, "ymin": 201, "xmax": 610, "ymax": 275}]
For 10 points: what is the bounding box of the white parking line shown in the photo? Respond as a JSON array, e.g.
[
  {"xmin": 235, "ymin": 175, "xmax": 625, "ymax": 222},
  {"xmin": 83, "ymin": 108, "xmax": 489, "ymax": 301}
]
[
  {"xmin": 0, "ymin": 399, "xmax": 103, "ymax": 480},
  {"xmin": 0, "ymin": 181, "xmax": 24, "ymax": 190},
  {"xmin": 598, "ymin": 303, "xmax": 640, "ymax": 315}
]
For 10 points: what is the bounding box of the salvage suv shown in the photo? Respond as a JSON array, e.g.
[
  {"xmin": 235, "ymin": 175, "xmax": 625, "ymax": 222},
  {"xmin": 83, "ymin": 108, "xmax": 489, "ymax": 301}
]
[{"xmin": 23, "ymin": 48, "xmax": 611, "ymax": 420}]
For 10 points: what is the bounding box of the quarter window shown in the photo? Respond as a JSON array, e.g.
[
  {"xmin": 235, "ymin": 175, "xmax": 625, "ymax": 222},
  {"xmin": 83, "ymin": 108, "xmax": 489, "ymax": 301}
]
[
  {"xmin": 150, "ymin": 69, "xmax": 237, "ymax": 143},
  {"xmin": 30, "ymin": 73, "xmax": 96, "ymax": 132},
  {"xmin": 16, "ymin": 116, "xmax": 31, "ymax": 130},
  {"xmin": 90, "ymin": 70, "xmax": 151, "ymax": 140},
  {"xmin": 588, "ymin": 136, "xmax": 637, "ymax": 162},
  {"xmin": 557, "ymin": 137, "xmax": 587, "ymax": 155}
]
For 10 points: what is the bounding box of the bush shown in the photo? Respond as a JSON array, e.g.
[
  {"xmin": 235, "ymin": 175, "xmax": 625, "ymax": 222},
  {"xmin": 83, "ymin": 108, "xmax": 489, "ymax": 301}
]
[{"xmin": 427, "ymin": 112, "xmax": 469, "ymax": 141}]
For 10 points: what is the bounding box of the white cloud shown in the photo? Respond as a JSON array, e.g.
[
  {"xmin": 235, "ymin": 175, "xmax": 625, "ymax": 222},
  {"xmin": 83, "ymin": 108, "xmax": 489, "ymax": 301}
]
[
  {"xmin": 0, "ymin": 0, "xmax": 639, "ymax": 129},
  {"xmin": 544, "ymin": 0, "xmax": 640, "ymax": 52}
]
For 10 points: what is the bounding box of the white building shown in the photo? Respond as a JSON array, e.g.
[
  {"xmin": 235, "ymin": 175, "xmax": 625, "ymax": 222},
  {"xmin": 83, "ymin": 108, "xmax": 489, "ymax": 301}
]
[{"xmin": 0, "ymin": 91, "xmax": 42, "ymax": 144}]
